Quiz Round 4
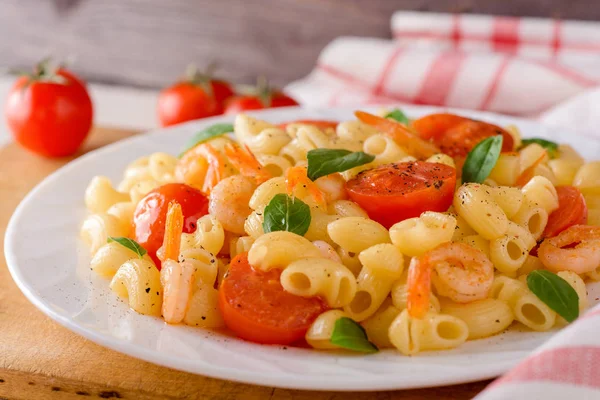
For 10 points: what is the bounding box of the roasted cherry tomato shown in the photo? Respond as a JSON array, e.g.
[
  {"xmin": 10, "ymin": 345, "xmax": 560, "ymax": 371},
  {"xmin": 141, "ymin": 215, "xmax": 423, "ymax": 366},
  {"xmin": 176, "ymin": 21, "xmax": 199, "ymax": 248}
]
[
  {"xmin": 277, "ymin": 120, "xmax": 339, "ymax": 130},
  {"xmin": 133, "ymin": 183, "xmax": 209, "ymax": 267},
  {"xmin": 543, "ymin": 186, "xmax": 588, "ymax": 238},
  {"xmin": 219, "ymin": 253, "xmax": 328, "ymax": 345},
  {"xmin": 411, "ymin": 113, "xmax": 514, "ymax": 158},
  {"xmin": 4, "ymin": 60, "xmax": 93, "ymax": 157},
  {"xmin": 346, "ymin": 161, "xmax": 457, "ymax": 228}
]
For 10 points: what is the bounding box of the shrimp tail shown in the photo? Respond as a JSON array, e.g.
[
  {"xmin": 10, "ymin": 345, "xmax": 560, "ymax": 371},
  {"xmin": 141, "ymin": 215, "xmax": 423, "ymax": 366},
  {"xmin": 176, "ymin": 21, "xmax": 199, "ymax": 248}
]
[
  {"xmin": 355, "ymin": 111, "xmax": 440, "ymax": 159},
  {"xmin": 224, "ymin": 143, "xmax": 272, "ymax": 184},
  {"xmin": 163, "ymin": 201, "xmax": 184, "ymax": 261},
  {"xmin": 407, "ymin": 255, "xmax": 432, "ymax": 319},
  {"xmin": 202, "ymin": 144, "xmax": 227, "ymax": 194},
  {"xmin": 285, "ymin": 166, "xmax": 326, "ymax": 206}
]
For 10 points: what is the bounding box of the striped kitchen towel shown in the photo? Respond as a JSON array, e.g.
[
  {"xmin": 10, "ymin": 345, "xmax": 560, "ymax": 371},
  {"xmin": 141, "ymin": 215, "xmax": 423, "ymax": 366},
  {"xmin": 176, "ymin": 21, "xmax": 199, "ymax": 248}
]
[{"xmin": 286, "ymin": 12, "xmax": 600, "ymax": 118}]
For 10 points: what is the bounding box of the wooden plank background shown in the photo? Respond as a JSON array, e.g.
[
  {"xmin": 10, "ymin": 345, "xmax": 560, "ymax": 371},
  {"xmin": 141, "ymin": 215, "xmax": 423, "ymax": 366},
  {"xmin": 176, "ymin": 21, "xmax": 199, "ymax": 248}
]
[{"xmin": 1, "ymin": 0, "xmax": 599, "ymax": 88}]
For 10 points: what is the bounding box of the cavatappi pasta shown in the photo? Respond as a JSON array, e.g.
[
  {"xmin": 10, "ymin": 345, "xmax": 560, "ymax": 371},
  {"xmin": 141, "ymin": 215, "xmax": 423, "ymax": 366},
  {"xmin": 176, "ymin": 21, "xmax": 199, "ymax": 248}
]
[{"xmin": 82, "ymin": 110, "xmax": 599, "ymax": 355}]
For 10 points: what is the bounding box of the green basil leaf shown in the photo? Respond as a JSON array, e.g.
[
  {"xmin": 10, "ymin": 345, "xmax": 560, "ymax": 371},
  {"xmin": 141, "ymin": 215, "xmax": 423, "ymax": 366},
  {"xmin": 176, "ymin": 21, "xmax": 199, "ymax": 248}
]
[
  {"xmin": 307, "ymin": 148, "xmax": 375, "ymax": 181},
  {"xmin": 461, "ymin": 135, "xmax": 503, "ymax": 184},
  {"xmin": 107, "ymin": 237, "xmax": 147, "ymax": 258},
  {"xmin": 330, "ymin": 317, "xmax": 378, "ymax": 353},
  {"xmin": 520, "ymin": 138, "xmax": 559, "ymax": 158},
  {"xmin": 384, "ymin": 108, "xmax": 410, "ymax": 125},
  {"xmin": 527, "ymin": 270, "xmax": 579, "ymax": 322},
  {"xmin": 262, "ymin": 193, "xmax": 311, "ymax": 236},
  {"xmin": 178, "ymin": 123, "xmax": 234, "ymax": 157}
]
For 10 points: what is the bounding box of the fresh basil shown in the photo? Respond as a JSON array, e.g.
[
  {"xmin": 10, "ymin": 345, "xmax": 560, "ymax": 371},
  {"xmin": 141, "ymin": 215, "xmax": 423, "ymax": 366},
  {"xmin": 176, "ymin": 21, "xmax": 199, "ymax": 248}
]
[
  {"xmin": 385, "ymin": 108, "xmax": 410, "ymax": 125},
  {"xmin": 262, "ymin": 194, "xmax": 311, "ymax": 236},
  {"xmin": 527, "ymin": 270, "xmax": 579, "ymax": 322},
  {"xmin": 461, "ymin": 135, "xmax": 503, "ymax": 184},
  {"xmin": 107, "ymin": 237, "xmax": 147, "ymax": 258},
  {"xmin": 307, "ymin": 149, "xmax": 375, "ymax": 181},
  {"xmin": 178, "ymin": 123, "xmax": 234, "ymax": 157},
  {"xmin": 330, "ymin": 317, "xmax": 378, "ymax": 353},
  {"xmin": 520, "ymin": 138, "xmax": 559, "ymax": 158}
]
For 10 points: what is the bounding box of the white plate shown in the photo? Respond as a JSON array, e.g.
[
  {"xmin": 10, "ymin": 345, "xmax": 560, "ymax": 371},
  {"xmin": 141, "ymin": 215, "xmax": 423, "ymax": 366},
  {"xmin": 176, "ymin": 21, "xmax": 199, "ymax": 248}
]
[{"xmin": 6, "ymin": 105, "xmax": 600, "ymax": 391}]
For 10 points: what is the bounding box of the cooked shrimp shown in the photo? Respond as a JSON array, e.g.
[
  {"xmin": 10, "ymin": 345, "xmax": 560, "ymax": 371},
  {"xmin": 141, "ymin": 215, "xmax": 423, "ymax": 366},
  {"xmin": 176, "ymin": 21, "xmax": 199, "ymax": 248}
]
[
  {"xmin": 209, "ymin": 174, "xmax": 256, "ymax": 234},
  {"xmin": 224, "ymin": 143, "xmax": 272, "ymax": 184},
  {"xmin": 313, "ymin": 240, "xmax": 342, "ymax": 263},
  {"xmin": 407, "ymin": 242, "xmax": 494, "ymax": 318},
  {"xmin": 515, "ymin": 150, "xmax": 547, "ymax": 187},
  {"xmin": 355, "ymin": 111, "xmax": 440, "ymax": 159},
  {"xmin": 175, "ymin": 143, "xmax": 230, "ymax": 194},
  {"xmin": 160, "ymin": 202, "xmax": 196, "ymax": 324},
  {"xmin": 286, "ymin": 166, "xmax": 326, "ymax": 206},
  {"xmin": 538, "ymin": 225, "xmax": 600, "ymax": 274},
  {"xmin": 315, "ymin": 173, "xmax": 348, "ymax": 203}
]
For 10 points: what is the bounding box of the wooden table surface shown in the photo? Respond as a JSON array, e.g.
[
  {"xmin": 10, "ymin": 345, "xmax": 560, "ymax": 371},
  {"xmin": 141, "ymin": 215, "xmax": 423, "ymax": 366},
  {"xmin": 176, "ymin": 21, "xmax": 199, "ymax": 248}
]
[{"xmin": 0, "ymin": 126, "xmax": 492, "ymax": 399}]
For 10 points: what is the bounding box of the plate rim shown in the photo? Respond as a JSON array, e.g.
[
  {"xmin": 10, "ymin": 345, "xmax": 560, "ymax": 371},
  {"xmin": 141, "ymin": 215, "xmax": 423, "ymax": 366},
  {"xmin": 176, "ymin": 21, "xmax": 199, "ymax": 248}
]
[{"xmin": 5, "ymin": 104, "xmax": 598, "ymax": 391}]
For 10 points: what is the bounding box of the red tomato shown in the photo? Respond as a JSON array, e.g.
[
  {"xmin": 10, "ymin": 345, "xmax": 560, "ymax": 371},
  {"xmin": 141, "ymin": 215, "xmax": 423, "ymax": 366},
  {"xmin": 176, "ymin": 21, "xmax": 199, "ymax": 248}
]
[
  {"xmin": 224, "ymin": 92, "xmax": 299, "ymax": 115},
  {"xmin": 211, "ymin": 80, "xmax": 235, "ymax": 114},
  {"xmin": 133, "ymin": 183, "xmax": 209, "ymax": 267},
  {"xmin": 346, "ymin": 162, "xmax": 457, "ymax": 228},
  {"xmin": 543, "ymin": 186, "xmax": 588, "ymax": 238},
  {"xmin": 157, "ymin": 82, "xmax": 218, "ymax": 127},
  {"xmin": 412, "ymin": 114, "xmax": 514, "ymax": 158},
  {"xmin": 219, "ymin": 253, "xmax": 328, "ymax": 345},
  {"xmin": 4, "ymin": 65, "xmax": 93, "ymax": 157},
  {"xmin": 277, "ymin": 120, "xmax": 339, "ymax": 130}
]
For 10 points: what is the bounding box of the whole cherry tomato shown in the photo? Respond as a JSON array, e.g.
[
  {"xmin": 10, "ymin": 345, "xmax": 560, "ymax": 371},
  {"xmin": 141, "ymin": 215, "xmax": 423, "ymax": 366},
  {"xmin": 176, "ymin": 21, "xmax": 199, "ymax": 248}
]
[
  {"xmin": 219, "ymin": 252, "xmax": 328, "ymax": 345},
  {"xmin": 345, "ymin": 161, "xmax": 457, "ymax": 228},
  {"xmin": 224, "ymin": 78, "xmax": 298, "ymax": 114},
  {"xmin": 133, "ymin": 183, "xmax": 209, "ymax": 267},
  {"xmin": 157, "ymin": 65, "xmax": 234, "ymax": 127},
  {"xmin": 4, "ymin": 59, "xmax": 93, "ymax": 157}
]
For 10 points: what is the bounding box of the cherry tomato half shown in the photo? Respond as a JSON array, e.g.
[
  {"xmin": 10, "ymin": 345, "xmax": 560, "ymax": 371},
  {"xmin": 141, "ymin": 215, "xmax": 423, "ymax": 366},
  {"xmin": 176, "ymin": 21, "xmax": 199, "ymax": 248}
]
[
  {"xmin": 5, "ymin": 66, "xmax": 93, "ymax": 157},
  {"xmin": 345, "ymin": 162, "xmax": 457, "ymax": 228},
  {"xmin": 219, "ymin": 253, "xmax": 328, "ymax": 345},
  {"xmin": 543, "ymin": 186, "xmax": 588, "ymax": 238},
  {"xmin": 133, "ymin": 183, "xmax": 209, "ymax": 267},
  {"xmin": 412, "ymin": 113, "xmax": 514, "ymax": 158}
]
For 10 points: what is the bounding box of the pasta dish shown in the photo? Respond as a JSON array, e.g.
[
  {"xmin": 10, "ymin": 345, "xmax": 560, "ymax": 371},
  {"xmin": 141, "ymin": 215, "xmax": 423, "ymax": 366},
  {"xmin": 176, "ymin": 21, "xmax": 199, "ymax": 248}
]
[{"xmin": 80, "ymin": 109, "xmax": 600, "ymax": 355}]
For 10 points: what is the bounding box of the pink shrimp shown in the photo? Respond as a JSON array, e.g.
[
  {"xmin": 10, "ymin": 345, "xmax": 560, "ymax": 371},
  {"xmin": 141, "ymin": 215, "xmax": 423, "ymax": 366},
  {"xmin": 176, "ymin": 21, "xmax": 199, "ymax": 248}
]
[
  {"xmin": 407, "ymin": 242, "xmax": 494, "ymax": 319},
  {"xmin": 224, "ymin": 143, "xmax": 272, "ymax": 185},
  {"xmin": 175, "ymin": 143, "xmax": 227, "ymax": 194},
  {"xmin": 285, "ymin": 166, "xmax": 326, "ymax": 206},
  {"xmin": 538, "ymin": 225, "xmax": 600, "ymax": 274},
  {"xmin": 160, "ymin": 202, "xmax": 196, "ymax": 324}
]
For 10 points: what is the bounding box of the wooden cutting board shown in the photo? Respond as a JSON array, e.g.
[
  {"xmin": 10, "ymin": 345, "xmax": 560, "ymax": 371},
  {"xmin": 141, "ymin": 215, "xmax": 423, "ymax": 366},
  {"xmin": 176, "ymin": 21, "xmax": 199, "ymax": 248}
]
[{"xmin": 0, "ymin": 126, "xmax": 492, "ymax": 399}]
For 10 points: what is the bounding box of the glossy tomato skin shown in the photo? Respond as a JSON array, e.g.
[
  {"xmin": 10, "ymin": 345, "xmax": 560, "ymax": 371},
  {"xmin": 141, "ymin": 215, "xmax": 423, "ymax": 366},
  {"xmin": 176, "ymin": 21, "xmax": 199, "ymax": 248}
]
[
  {"xmin": 412, "ymin": 114, "xmax": 514, "ymax": 158},
  {"xmin": 346, "ymin": 162, "xmax": 457, "ymax": 229},
  {"xmin": 543, "ymin": 186, "xmax": 588, "ymax": 238},
  {"xmin": 157, "ymin": 82, "xmax": 218, "ymax": 127},
  {"xmin": 133, "ymin": 183, "xmax": 209, "ymax": 267},
  {"xmin": 224, "ymin": 92, "xmax": 298, "ymax": 115},
  {"xmin": 5, "ymin": 69, "xmax": 93, "ymax": 157},
  {"xmin": 219, "ymin": 253, "xmax": 328, "ymax": 345},
  {"xmin": 271, "ymin": 92, "xmax": 299, "ymax": 108},
  {"xmin": 223, "ymin": 96, "xmax": 264, "ymax": 115},
  {"xmin": 211, "ymin": 80, "xmax": 235, "ymax": 114}
]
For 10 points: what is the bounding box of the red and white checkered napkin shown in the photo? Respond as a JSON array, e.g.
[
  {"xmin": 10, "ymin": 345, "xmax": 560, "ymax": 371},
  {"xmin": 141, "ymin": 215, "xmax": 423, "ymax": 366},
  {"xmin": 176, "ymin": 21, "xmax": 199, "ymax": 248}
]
[
  {"xmin": 286, "ymin": 12, "xmax": 600, "ymax": 118},
  {"xmin": 285, "ymin": 12, "xmax": 600, "ymax": 399}
]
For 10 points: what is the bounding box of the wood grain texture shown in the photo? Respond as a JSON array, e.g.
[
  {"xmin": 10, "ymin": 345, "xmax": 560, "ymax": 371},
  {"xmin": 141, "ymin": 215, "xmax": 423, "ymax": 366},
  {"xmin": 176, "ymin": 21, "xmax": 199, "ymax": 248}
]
[
  {"xmin": 0, "ymin": 126, "xmax": 493, "ymax": 399},
  {"xmin": 0, "ymin": 0, "xmax": 598, "ymax": 88}
]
